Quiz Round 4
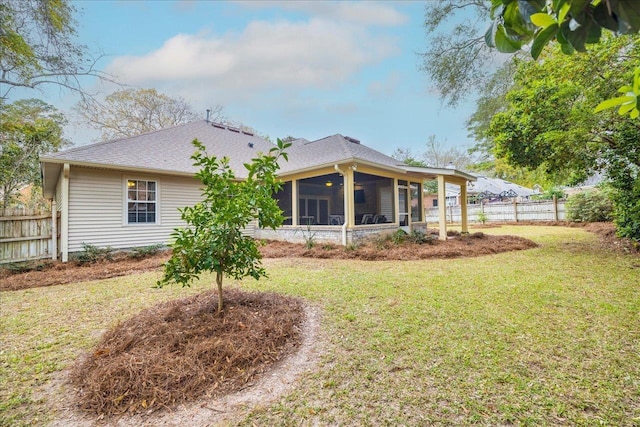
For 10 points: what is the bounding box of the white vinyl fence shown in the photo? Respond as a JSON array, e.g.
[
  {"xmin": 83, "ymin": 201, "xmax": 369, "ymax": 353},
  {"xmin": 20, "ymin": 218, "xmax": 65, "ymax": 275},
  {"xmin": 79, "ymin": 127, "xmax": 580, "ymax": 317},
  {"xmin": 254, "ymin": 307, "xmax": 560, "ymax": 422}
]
[{"xmin": 425, "ymin": 198, "xmax": 566, "ymax": 224}]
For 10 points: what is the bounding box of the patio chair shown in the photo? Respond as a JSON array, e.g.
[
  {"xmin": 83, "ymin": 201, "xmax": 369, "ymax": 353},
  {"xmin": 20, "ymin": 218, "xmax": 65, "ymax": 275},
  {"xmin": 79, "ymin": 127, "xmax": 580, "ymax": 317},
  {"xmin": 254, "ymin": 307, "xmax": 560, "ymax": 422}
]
[
  {"xmin": 361, "ymin": 214, "xmax": 373, "ymax": 224},
  {"xmin": 329, "ymin": 215, "xmax": 344, "ymax": 225},
  {"xmin": 373, "ymin": 214, "xmax": 387, "ymax": 224}
]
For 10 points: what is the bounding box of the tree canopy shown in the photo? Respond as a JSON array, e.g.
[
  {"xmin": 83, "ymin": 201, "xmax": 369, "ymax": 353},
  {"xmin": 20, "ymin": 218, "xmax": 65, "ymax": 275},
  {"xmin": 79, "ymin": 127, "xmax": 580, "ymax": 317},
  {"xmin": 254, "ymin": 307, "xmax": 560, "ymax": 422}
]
[
  {"xmin": 0, "ymin": 99, "xmax": 68, "ymax": 207},
  {"xmin": 75, "ymin": 88, "xmax": 219, "ymax": 140},
  {"xmin": 485, "ymin": 0, "xmax": 640, "ymax": 119},
  {"xmin": 485, "ymin": 33, "xmax": 640, "ymax": 239},
  {"xmin": 0, "ymin": 0, "xmax": 112, "ymax": 99}
]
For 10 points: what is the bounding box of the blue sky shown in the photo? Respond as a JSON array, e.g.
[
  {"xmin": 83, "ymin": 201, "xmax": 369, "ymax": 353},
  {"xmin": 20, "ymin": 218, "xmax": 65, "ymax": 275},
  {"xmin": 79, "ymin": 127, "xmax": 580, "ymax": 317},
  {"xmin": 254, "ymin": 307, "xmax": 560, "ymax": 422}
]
[{"xmin": 23, "ymin": 1, "xmax": 483, "ymax": 156}]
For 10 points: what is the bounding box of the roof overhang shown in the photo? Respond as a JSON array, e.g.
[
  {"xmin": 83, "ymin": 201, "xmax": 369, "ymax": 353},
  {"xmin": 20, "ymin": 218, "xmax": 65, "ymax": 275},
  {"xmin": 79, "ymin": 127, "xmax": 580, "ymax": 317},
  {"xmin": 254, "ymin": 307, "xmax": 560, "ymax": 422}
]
[
  {"xmin": 400, "ymin": 165, "xmax": 477, "ymax": 183},
  {"xmin": 39, "ymin": 157, "xmax": 200, "ymax": 199},
  {"xmin": 277, "ymin": 157, "xmax": 407, "ymax": 178}
]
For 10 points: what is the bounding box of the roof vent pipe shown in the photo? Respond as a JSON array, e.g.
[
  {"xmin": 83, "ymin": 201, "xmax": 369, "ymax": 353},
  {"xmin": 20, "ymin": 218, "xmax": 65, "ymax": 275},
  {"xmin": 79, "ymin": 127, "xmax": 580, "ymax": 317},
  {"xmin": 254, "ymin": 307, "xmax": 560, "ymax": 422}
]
[{"xmin": 205, "ymin": 109, "xmax": 211, "ymax": 123}]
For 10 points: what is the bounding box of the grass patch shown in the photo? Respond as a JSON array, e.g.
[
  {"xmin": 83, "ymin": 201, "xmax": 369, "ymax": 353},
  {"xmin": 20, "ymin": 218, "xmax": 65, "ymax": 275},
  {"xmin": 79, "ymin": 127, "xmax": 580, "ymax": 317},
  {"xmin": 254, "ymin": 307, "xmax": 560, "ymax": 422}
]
[{"xmin": 1, "ymin": 226, "xmax": 639, "ymax": 425}]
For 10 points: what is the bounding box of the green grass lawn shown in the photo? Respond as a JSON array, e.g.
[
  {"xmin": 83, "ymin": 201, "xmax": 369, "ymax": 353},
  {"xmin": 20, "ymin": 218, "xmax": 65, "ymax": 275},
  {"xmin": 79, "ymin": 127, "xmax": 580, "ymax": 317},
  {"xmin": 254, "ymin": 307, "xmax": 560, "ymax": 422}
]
[{"xmin": 2, "ymin": 226, "xmax": 639, "ymax": 426}]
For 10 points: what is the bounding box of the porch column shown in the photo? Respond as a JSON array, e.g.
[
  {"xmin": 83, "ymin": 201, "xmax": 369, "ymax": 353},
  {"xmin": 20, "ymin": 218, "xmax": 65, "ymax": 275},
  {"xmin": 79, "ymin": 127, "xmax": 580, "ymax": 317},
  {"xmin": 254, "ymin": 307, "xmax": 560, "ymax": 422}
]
[
  {"xmin": 345, "ymin": 167, "xmax": 355, "ymax": 226},
  {"xmin": 291, "ymin": 179, "xmax": 298, "ymax": 226},
  {"xmin": 51, "ymin": 199, "xmax": 57, "ymax": 261},
  {"xmin": 437, "ymin": 175, "xmax": 447, "ymax": 240},
  {"xmin": 61, "ymin": 163, "xmax": 70, "ymax": 262},
  {"xmin": 460, "ymin": 181, "xmax": 468, "ymax": 234}
]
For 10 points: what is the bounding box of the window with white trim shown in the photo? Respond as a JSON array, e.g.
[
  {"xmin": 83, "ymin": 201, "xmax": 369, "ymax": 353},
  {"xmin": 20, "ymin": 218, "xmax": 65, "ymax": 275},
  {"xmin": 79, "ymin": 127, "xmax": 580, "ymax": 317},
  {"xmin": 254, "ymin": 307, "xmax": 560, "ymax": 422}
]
[{"xmin": 126, "ymin": 179, "xmax": 157, "ymax": 223}]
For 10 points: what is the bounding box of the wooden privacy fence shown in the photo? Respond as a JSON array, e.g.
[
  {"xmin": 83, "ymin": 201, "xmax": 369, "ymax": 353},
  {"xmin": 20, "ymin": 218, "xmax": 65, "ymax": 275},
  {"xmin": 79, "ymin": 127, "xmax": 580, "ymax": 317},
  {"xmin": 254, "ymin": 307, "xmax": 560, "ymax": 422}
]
[
  {"xmin": 425, "ymin": 198, "xmax": 567, "ymax": 224},
  {"xmin": 0, "ymin": 208, "xmax": 58, "ymax": 264}
]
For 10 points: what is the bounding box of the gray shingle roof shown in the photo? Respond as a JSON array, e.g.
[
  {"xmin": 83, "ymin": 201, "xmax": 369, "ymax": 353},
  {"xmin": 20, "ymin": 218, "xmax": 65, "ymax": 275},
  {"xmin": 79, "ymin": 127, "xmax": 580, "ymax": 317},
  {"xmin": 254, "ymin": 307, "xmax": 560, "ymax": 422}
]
[
  {"xmin": 279, "ymin": 134, "xmax": 405, "ymax": 174},
  {"xmin": 41, "ymin": 120, "xmax": 275, "ymax": 179}
]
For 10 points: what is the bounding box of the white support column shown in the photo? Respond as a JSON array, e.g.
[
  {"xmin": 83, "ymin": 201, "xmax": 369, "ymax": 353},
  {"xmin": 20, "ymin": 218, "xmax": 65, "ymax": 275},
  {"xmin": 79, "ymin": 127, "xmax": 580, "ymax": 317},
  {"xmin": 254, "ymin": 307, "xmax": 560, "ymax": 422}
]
[
  {"xmin": 437, "ymin": 175, "xmax": 447, "ymax": 240},
  {"xmin": 346, "ymin": 167, "xmax": 355, "ymax": 227},
  {"xmin": 61, "ymin": 163, "xmax": 70, "ymax": 262},
  {"xmin": 460, "ymin": 181, "xmax": 468, "ymax": 234},
  {"xmin": 51, "ymin": 199, "xmax": 57, "ymax": 261}
]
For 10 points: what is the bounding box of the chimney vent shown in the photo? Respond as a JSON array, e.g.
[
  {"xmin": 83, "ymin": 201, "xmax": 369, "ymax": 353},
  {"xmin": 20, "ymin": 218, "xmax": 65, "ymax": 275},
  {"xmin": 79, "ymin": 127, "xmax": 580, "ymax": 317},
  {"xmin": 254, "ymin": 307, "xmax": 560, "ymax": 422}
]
[
  {"xmin": 345, "ymin": 136, "xmax": 360, "ymax": 144},
  {"xmin": 205, "ymin": 109, "xmax": 211, "ymax": 123}
]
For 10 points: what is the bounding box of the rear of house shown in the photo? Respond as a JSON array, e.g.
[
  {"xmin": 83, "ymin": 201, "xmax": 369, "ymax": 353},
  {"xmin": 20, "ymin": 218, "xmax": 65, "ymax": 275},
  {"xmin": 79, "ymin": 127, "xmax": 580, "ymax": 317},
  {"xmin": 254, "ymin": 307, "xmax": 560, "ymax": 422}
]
[{"xmin": 41, "ymin": 121, "xmax": 475, "ymax": 262}]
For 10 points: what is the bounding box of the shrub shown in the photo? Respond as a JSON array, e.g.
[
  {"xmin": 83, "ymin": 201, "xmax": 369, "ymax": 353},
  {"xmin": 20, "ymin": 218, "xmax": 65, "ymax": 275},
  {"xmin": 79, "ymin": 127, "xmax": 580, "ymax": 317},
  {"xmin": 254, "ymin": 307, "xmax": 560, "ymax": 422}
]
[
  {"xmin": 407, "ymin": 230, "xmax": 434, "ymax": 245},
  {"xmin": 610, "ymin": 179, "xmax": 640, "ymax": 242},
  {"xmin": 391, "ymin": 229, "xmax": 407, "ymax": 245},
  {"xmin": 566, "ymin": 190, "xmax": 613, "ymax": 223},
  {"xmin": 128, "ymin": 244, "xmax": 164, "ymax": 259},
  {"xmin": 74, "ymin": 243, "xmax": 114, "ymax": 264}
]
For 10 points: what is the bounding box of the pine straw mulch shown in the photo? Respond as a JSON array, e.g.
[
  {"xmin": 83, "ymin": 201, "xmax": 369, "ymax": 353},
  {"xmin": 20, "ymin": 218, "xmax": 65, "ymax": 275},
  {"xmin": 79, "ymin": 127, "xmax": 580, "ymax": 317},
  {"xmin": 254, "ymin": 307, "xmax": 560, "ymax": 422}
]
[
  {"xmin": 69, "ymin": 288, "xmax": 304, "ymax": 416},
  {"xmin": 4, "ymin": 223, "xmax": 637, "ymax": 293},
  {"xmin": 260, "ymin": 231, "xmax": 538, "ymax": 260},
  {"xmin": 0, "ymin": 232, "xmax": 537, "ymax": 292}
]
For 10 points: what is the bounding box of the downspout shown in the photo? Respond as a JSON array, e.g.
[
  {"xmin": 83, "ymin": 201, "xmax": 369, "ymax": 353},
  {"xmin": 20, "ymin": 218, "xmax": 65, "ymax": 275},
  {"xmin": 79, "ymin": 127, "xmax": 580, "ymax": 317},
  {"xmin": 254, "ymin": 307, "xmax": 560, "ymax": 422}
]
[{"xmin": 334, "ymin": 164, "xmax": 348, "ymax": 246}]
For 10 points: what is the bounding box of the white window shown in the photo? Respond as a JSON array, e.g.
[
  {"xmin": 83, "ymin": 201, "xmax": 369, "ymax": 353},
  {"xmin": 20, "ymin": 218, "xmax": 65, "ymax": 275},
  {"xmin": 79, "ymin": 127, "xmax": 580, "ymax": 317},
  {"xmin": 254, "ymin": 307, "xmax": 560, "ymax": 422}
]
[{"xmin": 126, "ymin": 179, "xmax": 157, "ymax": 224}]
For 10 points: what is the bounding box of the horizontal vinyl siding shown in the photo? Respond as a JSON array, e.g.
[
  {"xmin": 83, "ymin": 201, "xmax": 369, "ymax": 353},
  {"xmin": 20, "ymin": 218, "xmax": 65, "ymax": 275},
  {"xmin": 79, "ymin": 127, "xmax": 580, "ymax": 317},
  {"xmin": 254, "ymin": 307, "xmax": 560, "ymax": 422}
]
[{"xmin": 68, "ymin": 167, "xmax": 202, "ymax": 253}]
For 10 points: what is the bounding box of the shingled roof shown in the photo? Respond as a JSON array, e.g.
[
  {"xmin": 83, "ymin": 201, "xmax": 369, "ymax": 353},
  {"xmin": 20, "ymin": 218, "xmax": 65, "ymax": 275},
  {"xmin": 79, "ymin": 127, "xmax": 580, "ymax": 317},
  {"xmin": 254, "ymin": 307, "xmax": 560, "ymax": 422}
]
[
  {"xmin": 41, "ymin": 120, "xmax": 274, "ymax": 178},
  {"xmin": 279, "ymin": 134, "xmax": 407, "ymax": 175},
  {"xmin": 41, "ymin": 120, "xmax": 475, "ymax": 198}
]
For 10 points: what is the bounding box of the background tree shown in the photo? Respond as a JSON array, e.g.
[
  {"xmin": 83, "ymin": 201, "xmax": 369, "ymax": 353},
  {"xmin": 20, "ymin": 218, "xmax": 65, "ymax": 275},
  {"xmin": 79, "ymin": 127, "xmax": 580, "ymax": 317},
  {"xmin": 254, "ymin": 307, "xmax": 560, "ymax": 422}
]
[
  {"xmin": 391, "ymin": 147, "xmax": 427, "ymax": 167},
  {"xmin": 393, "ymin": 136, "xmax": 478, "ymax": 193},
  {"xmin": 157, "ymin": 139, "xmax": 290, "ymax": 313},
  {"xmin": 485, "ymin": 34, "xmax": 640, "ymax": 239},
  {"xmin": 0, "ymin": 98, "xmax": 68, "ymax": 207},
  {"xmin": 75, "ymin": 88, "xmax": 221, "ymax": 140},
  {"xmin": 394, "ymin": 135, "xmax": 476, "ymax": 169},
  {"xmin": 0, "ymin": 0, "xmax": 113, "ymax": 99}
]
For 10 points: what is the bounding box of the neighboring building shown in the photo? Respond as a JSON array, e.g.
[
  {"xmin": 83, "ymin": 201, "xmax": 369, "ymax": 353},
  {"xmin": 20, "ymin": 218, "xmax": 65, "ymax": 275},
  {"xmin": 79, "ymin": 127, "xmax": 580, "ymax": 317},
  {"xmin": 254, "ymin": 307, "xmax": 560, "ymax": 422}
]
[
  {"xmin": 424, "ymin": 173, "xmax": 538, "ymax": 208},
  {"xmin": 41, "ymin": 121, "xmax": 475, "ymax": 261}
]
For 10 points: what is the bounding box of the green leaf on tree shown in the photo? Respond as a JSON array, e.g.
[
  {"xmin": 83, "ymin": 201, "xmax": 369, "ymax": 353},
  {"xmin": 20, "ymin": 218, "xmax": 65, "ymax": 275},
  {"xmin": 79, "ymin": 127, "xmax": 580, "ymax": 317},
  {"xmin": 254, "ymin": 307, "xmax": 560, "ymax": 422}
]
[{"xmin": 531, "ymin": 23, "xmax": 559, "ymax": 59}]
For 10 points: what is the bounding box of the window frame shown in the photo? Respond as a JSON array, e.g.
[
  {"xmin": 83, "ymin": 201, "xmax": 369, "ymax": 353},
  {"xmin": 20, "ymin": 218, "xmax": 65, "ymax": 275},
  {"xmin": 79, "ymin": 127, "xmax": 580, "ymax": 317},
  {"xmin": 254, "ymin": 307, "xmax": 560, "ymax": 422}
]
[{"xmin": 124, "ymin": 177, "xmax": 160, "ymax": 225}]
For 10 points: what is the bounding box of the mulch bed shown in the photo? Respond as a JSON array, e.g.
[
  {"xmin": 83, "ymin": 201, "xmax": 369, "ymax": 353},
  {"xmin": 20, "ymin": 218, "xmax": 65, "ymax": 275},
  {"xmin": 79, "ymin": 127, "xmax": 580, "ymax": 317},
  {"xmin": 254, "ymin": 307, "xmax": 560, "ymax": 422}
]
[
  {"xmin": 69, "ymin": 289, "xmax": 304, "ymax": 416},
  {"xmin": 3, "ymin": 223, "xmax": 636, "ymax": 293},
  {"xmin": 0, "ymin": 232, "xmax": 536, "ymax": 292}
]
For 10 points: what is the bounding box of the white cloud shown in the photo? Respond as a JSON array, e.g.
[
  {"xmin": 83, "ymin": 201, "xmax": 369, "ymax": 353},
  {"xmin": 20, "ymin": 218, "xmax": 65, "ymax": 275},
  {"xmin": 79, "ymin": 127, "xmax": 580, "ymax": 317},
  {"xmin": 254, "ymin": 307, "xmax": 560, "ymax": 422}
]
[
  {"xmin": 237, "ymin": 1, "xmax": 409, "ymax": 27},
  {"xmin": 106, "ymin": 18, "xmax": 399, "ymax": 104}
]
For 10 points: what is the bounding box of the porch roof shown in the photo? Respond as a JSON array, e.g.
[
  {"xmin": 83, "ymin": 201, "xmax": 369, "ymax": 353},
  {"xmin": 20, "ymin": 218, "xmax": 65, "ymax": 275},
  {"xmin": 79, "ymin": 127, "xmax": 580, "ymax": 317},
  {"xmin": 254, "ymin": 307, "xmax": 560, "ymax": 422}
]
[{"xmin": 279, "ymin": 134, "xmax": 475, "ymax": 183}]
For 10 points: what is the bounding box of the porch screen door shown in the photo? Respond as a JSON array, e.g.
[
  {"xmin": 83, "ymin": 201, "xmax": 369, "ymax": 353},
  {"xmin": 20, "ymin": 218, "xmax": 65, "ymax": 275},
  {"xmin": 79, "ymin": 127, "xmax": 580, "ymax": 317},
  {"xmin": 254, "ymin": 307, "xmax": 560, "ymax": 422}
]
[{"xmin": 398, "ymin": 186, "xmax": 409, "ymax": 226}]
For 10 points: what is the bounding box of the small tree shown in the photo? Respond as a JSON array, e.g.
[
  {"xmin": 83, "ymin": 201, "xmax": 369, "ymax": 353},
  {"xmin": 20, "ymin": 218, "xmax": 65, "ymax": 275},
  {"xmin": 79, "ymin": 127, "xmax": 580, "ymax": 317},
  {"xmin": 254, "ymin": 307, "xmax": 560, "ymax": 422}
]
[{"xmin": 157, "ymin": 138, "xmax": 290, "ymax": 313}]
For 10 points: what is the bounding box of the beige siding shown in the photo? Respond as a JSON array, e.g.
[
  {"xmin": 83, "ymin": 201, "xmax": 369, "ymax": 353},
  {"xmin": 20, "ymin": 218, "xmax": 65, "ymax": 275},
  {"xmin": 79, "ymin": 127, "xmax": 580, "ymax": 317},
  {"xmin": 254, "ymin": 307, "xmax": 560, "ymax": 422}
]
[{"xmin": 68, "ymin": 167, "xmax": 202, "ymax": 253}]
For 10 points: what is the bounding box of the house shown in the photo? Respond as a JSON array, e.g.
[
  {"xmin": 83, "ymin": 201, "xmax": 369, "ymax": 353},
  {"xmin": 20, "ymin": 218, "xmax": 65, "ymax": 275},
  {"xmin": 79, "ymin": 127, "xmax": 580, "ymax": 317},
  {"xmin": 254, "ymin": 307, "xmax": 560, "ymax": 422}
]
[
  {"xmin": 424, "ymin": 173, "xmax": 538, "ymax": 208},
  {"xmin": 40, "ymin": 120, "xmax": 475, "ymax": 262}
]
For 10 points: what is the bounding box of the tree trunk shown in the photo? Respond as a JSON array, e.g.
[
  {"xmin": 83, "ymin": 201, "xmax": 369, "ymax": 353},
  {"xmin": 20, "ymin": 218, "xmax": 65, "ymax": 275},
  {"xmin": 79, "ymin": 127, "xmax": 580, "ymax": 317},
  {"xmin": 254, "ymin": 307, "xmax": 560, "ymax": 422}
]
[{"xmin": 216, "ymin": 271, "xmax": 223, "ymax": 313}]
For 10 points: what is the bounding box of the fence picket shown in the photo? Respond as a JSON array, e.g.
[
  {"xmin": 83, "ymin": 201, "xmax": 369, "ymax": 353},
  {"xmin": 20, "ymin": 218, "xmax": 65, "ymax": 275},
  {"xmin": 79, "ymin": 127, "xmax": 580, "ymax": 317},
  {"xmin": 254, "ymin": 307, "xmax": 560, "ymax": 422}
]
[
  {"xmin": 0, "ymin": 208, "xmax": 56, "ymax": 264},
  {"xmin": 425, "ymin": 199, "xmax": 567, "ymax": 224}
]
